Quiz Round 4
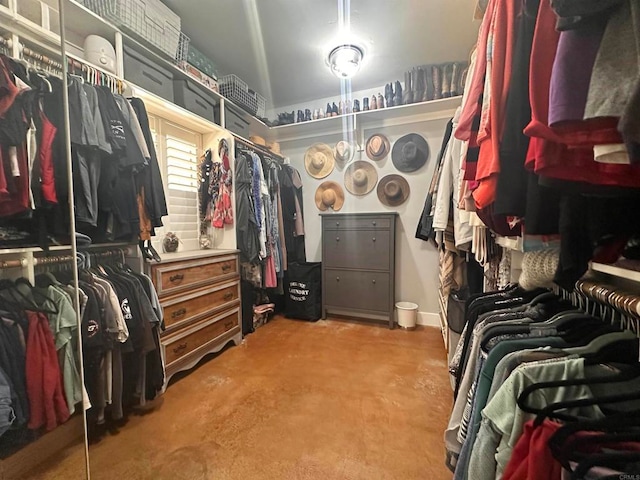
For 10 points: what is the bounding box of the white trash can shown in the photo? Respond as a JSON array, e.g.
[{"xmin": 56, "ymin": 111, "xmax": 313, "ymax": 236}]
[{"xmin": 395, "ymin": 302, "xmax": 418, "ymax": 330}]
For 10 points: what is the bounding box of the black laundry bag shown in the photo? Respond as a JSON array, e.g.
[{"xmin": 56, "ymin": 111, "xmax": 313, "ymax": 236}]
[{"xmin": 284, "ymin": 262, "xmax": 322, "ymax": 321}]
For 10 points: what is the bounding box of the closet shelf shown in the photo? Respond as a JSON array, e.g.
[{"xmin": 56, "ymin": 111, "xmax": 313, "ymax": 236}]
[
  {"xmin": 590, "ymin": 262, "xmax": 640, "ymax": 284},
  {"xmin": 270, "ymin": 96, "xmax": 462, "ymax": 142}
]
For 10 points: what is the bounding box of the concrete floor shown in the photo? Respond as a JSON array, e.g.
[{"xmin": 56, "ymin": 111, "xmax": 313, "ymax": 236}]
[{"xmin": 30, "ymin": 317, "xmax": 453, "ymax": 480}]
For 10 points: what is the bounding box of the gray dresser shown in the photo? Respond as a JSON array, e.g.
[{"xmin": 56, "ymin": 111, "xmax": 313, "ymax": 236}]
[{"xmin": 321, "ymin": 212, "xmax": 398, "ymax": 328}]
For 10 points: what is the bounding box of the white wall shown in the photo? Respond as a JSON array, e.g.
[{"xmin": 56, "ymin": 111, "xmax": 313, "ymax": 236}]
[{"xmin": 280, "ymin": 116, "xmax": 452, "ymax": 324}]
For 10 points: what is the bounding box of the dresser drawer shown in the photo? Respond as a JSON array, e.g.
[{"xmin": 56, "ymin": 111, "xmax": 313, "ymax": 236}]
[
  {"xmin": 324, "ymin": 229, "xmax": 391, "ymax": 270},
  {"xmin": 324, "ymin": 269, "xmax": 390, "ymax": 312},
  {"xmin": 162, "ymin": 281, "xmax": 239, "ymax": 331},
  {"xmin": 324, "ymin": 216, "xmax": 391, "ymax": 230},
  {"xmin": 153, "ymin": 255, "xmax": 238, "ymax": 296},
  {"xmin": 163, "ymin": 310, "xmax": 239, "ymax": 366}
]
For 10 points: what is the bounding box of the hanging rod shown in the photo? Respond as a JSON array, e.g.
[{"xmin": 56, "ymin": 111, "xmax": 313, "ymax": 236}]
[
  {"xmin": 232, "ymin": 133, "xmax": 285, "ymax": 163},
  {"xmin": 0, "ymin": 246, "xmax": 134, "ymax": 270},
  {"xmin": 576, "ymin": 278, "xmax": 640, "ymax": 319},
  {"xmin": 21, "ymin": 46, "xmax": 63, "ymax": 70}
]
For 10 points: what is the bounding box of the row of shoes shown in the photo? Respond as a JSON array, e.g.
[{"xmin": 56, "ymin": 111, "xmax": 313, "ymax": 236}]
[
  {"xmin": 402, "ymin": 62, "xmax": 469, "ymax": 104},
  {"xmin": 273, "ymin": 61, "xmax": 468, "ymax": 125}
]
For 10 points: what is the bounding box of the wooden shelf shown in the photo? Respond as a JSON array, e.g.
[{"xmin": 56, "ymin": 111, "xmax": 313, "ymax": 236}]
[{"xmin": 590, "ymin": 262, "xmax": 640, "ymax": 283}]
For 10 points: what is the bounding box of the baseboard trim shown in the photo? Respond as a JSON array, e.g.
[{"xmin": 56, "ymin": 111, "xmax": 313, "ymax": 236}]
[{"xmin": 417, "ymin": 311, "xmax": 440, "ymax": 327}]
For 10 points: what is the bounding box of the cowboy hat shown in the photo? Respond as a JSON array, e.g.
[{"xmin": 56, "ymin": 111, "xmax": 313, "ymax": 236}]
[
  {"xmin": 365, "ymin": 134, "xmax": 391, "ymax": 161},
  {"xmin": 377, "ymin": 174, "xmax": 410, "ymax": 206},
  {"xmin": 315, "ymin": 181, "xmax": 345, "ymax": 211},
  {"xmin": 334, "ymin": 140, "xmax": 355, "ymax": 163},
  {"xmin": 304, "ymin": 143, "xmax": 335, "ymax": 179},
  {"xmin": 344, "ymin": 161, "xmax": 378, "ymax": 196},
  {"xmin": 392, "ymin": 133, "xmax": 430, "ymax": 172}
]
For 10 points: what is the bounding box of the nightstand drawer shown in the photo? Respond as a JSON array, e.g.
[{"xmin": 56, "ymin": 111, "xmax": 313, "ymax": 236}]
[
  {"xmin": 162, "ymin": 281, "xmax": 239, "ymax": 331},
  {"xmin": 163, "ymin": 310, "xmax": 239, "ymax": 366},
  {"xmin": 324, "ymin": 269, "xmax": 390, "ymax": 312},
  {"xmin": 323, "ymin": 216, "xmax": 391, "ymax": 230},
  {"xmin": 154, "ymin": 255, "xmax": 238, "ymax": 296},
  {"xmin": 323, "ymin": 229, "xmax": 391, "ymax": 270}
]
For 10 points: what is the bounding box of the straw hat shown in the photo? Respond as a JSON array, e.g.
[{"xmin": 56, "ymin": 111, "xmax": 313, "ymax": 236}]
[
  {"xmin": 344, "ymin": 161, "xmax": 378, "ymax": 196},
  {"xmin": 267, "ymin": 141, "xmax": 281, "ymax": 154},
  {"xmin": 335, "ymin": 140, "xmax": 355, "ymax": 163},
  {"xmin": 304, "ymin": 143, "xmax": 335, "ymax": 179},
  {"xmin": 377, "ymin": 174, "xmax": 410, "ymax": 206},
  {"xmin": 392, "ymin": 133, "xmax": 430, "ymax": 172},
  {"xmin": 315, "ymin": 181, "xmax": 345, "ymax": 211},
  {"xmin": 366, "ymin": 133, "xmax": 391, "ymax": 161},
  {"xmin": 250, "ymin": 135, "xmax": 266, "ymax": 146}
]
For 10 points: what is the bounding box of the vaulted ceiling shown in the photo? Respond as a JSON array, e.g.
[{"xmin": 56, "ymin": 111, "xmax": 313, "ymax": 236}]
[{"xmin": 162, "ymin": 0, "xmax": 480, "ymax": 109}]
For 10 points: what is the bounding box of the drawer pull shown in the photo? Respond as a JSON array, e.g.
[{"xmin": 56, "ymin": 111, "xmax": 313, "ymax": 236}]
[
  {"xmin": 172, "ymin": 343, "xmax": 187, "ymax": 354},
  {"xmin": 336, "ymin": 276, "xmax": 340, "ymax": 282},
  {"xmin": 223, "ymin": 292, "xmax": 234, "ymax": 301},
  {"xmin": 336, "ymin": 236, "xmax": 340, "ymax": 242},
  {"xmin": 372, "ymin": 279, "xmax": 377, "ymax": 284},
  {"xmin": 222, "ymin": 264, "xmax": 232, "ymax": 272},
  {"xmin": 224, "ymin": 320, "xmax": 235, "ymax": 329},
  {"xmin": 171, "ymin": 308, "xmax": 187, "ymax": 319},
  {"xmin": 372, "ymin": 237, "xmax": 376, "ymax": 242},
  {"xmin": 336, "ymin": 221, "xmax": 340, "ymax": 226},
  {"xmin": 169, "ymin": 273, "xmax": 184, "ymax": 283},
  {"xmin": 372, "ymin": 221, "xmax": 377, "ymax": 226}
]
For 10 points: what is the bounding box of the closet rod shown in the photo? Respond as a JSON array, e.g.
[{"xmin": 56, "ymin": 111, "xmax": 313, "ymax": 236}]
[
  {"xmin": 232, "ymin": 134, "xmax": 285, "ymax": 163},
  {"xmin": 576, "ymin": 278, "xmax": 640, "ymax": 321},
  {"xmin": 0, "ymin": 246, "xmax": 133, "ymax": 270},
  {"xmin": 21, "ymin": 46, "xmax": 63, "ymax": 70}
]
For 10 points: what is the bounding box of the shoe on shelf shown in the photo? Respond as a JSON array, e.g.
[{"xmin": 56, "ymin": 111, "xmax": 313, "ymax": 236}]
[{"xmin": 394, "ymin": 80, "xmax": 403, "ymax": 106}]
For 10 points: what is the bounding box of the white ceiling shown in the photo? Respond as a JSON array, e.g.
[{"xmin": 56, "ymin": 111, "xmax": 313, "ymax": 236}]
[{"xmin": 161, "ymin": 0, "xmax": 479, "ymax": 110}]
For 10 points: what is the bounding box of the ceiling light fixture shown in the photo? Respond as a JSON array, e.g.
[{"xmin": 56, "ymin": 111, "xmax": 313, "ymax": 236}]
[{"xmin": 327, "ymin": 44, "xmax": 365, "ymax": 79}]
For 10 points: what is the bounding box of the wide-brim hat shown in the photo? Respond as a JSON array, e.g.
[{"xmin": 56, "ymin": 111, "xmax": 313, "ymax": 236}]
[
  {"xmin": 305, "ymin": 143, "xmax": 335, "ymax": 179},
  {"xmin": 392, "ymin": 133, "xmax": 430, "ymax": 172},
  {"xmin": 335, "ymin": 140, "xmax": 355, "ymax": 163},
  {"xmin": 250, "ymin": 135, "xmax": 266, "ymax": 146},
  {"xmin": 344, "ymin": 161, "xmax": 378, "ymax": 196},
  {"xmin": 377, "ymin": 174, "xmax": 410, "ymax": 206},
  {"xmin": 366, "ymin": 134, "xmax": 391, "ymax": 161},
  {"xmin": 315, "ymin": 181, "xmax": 345, "ymax": 211},
  {"xmin": 267, "ymin": 141, "xmax": 281, "ymax": 154}
]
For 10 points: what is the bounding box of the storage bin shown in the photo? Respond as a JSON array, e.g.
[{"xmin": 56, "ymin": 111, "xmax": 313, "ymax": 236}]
[
  {"xmin": 395, "ymin": 302, "xmax": 418, "ymax": 330},
  {"xmin": 219, "ymin": 74, "xmax": 260, "ymax": 116},
  {"xmin": 173, "ymin": 79, "xmax": 218, "ymax": 123},
  {"xmin": 224, "ymin": 103, "xmax": 250, "ymax": 137},
  {"xmin": 82, "ymin": 0, "xmax": 183, "ymax": 59},
  {"xmin": 187, "ymin": 44, "xmax": 218, "ymax": 79},
  {"xmin": 123, "ymin": 46, "xmax": 174, "ymax": 102}
]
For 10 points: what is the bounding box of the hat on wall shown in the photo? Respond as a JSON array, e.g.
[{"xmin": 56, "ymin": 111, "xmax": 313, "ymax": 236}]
[
  {"xmin": 344, "ymin": 161, "xmax": 378, "ymax": 196},
  {"xmin": 305, "ymin": 143, "xmax": 335, "ymax": 179},
  {"xmin": 334, "ymin": 140, "xmax": 355, "ymax": 163},
  {"xmin": 392, "ymin": 133, "xmax": 430, "ymax": 172},
  {"xmin": 315, "ymin": 181, "xmax": 345, "ymax": 211},
  {"xmin": 377, "ymin": 174, "xmax": 410, "ymax": 206},
  {"xmin": 365, "ymin": 134, "xmax": 391, "ymax": 161}
]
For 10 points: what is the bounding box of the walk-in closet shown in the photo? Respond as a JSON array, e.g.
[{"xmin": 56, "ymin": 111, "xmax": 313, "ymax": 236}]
[{"xmin": 0, "ymin": 1, "xmax": 638, "ymax": 479}]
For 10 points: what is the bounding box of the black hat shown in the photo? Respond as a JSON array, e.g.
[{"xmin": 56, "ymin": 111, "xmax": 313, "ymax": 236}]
[{"xmin": 392, "ymin": 133, "xmax": 430, "ymax": 173}]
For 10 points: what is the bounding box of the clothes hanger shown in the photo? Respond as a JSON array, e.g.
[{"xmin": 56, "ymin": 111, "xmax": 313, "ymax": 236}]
[
  {"xmin": 572, "ymin": 451, "xmax": 640, "ymax": 480},
  {"xmin": 532, "ymin": 380, "xmax": 640, "ymax": 427},
  {"xmin": 517, "ymin": 360, "xmax": 640, "ymax": 416}
]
